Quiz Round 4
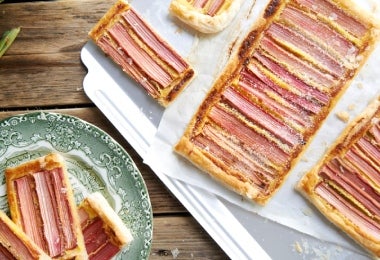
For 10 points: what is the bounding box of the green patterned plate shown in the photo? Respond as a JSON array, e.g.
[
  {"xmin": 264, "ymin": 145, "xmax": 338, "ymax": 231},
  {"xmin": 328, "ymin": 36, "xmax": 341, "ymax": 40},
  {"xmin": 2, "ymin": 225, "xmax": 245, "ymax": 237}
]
[{"xmin": 0, "ymin": 112, "xmax": 152, "ymax": 259}]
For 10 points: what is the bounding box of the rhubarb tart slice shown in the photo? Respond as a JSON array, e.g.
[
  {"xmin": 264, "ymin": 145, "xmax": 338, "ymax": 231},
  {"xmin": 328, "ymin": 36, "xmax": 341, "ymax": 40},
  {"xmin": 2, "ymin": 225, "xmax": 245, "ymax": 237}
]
[
  {"xmin": 0, "ymin": 210, "xmax": 51, "ymax": 260},
  {"xmin": 5, "ymin": 153, "xmax": 87, "ymax": 260},
  {"xmin": 297, "ymin": 97, "xmax": 380, "ymax": 258},
  {"xmin": 169, "ymin": 0, "xmax": 244, "ymax": 33},
  {"xmin": 175, "ymin": 0, "xmax": 380, "ymax": 205},
  {"xmin": 78, "ymin": 192, "xmax": 133, "ymax": 260},
  {"xmin": 89, "ymin": 0, "xmax": 195, "ymax": 107}
]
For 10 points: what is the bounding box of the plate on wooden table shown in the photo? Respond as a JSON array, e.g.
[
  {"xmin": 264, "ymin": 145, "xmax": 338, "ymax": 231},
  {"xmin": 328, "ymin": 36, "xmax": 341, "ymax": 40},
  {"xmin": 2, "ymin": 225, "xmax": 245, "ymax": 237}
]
[{"xmin": 0, "ymin": 112, "xmax": 153, "ymax": 260}]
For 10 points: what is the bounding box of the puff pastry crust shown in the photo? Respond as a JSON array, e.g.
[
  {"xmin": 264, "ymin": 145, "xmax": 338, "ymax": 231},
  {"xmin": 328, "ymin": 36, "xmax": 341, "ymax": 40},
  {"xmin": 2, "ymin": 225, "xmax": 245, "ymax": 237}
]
[
  {"xmin": 175, "ymin": 0, "xmax": 380, "ymax": 205},
  {"xmin": 89, "ymin": 0, "xmax": 195, "ymax": 107},
  {"xmin": 169, "ymin": 0, "xmax": 245, "ymax": 33},
  {"xmin": 297, "ymin": 97, "xmax": 380, "ymax": 258}
]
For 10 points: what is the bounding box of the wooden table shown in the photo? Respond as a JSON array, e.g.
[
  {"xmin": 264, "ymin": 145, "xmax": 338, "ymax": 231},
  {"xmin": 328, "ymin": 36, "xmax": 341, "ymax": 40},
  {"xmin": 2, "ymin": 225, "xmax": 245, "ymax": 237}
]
[{"xmin": 0, "ymin": 0, "xmax": 227, "ymax": 258}]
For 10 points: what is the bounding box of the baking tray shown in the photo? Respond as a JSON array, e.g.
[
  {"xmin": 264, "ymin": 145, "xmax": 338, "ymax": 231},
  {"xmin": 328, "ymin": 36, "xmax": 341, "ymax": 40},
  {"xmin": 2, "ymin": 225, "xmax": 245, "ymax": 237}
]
[{"xmin": 81, "ymin": 0, "xmax": 379, "ymax": 258}]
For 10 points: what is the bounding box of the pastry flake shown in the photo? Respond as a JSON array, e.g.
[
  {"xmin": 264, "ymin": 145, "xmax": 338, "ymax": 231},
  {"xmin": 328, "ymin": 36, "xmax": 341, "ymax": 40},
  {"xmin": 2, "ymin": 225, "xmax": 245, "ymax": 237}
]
[{"xmin": 175, "ymin": 0, "xmax": 380, "ymax": 205}]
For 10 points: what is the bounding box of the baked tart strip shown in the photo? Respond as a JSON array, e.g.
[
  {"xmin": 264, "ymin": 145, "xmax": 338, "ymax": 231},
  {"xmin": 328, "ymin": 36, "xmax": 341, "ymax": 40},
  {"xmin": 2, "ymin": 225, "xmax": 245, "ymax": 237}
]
[
  {"xmin": 169, "ymin": 0, "xmax": 244, "ymax": 33},
  {"xmin": 297, "ymin": 98, "xmax": 380, "ymax": 258},
  {"xmin": 0, "ymin": 210, "xmax": 51, "ymax": 260},
  {"xmin": 89, "ymin": 0, "xmax": 195, "ymax": 107},
  {"xmin": 175, "ymin": 0, "xmax": 380, "ymax": 205},
  {"xmin": 5, "ymin": 153, "xmax": 87, "ymax": 259},
  {"xmin": 78, "ymin": 192, "xmax": 133, "ymax": 260}
]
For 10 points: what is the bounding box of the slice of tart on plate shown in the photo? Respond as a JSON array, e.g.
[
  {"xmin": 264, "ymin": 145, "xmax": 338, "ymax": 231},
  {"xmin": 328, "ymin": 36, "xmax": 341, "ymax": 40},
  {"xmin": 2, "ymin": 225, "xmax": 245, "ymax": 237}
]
[
  {"xmin": 5, "ymin": 153, "xmax": 87, "ymax": 260},
  {"xmin": 78, "ymin": 192, "xmax": 133, "ymax": 260}
]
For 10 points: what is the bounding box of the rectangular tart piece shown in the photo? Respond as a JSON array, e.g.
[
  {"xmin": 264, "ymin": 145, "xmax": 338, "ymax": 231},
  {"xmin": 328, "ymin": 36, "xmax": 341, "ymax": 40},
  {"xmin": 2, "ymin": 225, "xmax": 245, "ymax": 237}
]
[
  {"xmin": 169, "ymin": 0, "xmax": 245, "ymax": 33},
  {"xmin": 78, "ymin": 192, "xmax": 133, "ymax": 260},
  {"xmin": 89, "ymin": 0, "xmax": 195, "ymax": 107},
  {"xmin": 175, "ymin": 0, "xmax": 380, "ymax": 205},
  {"xmin": 297, "ymin": 97, "xmax": 380, "ymax": 258},
  {"xmin": 5, "ymin": 153, "xmax": 87, "ymax": 260},
  {"xmin": 0, "ymin": 210, "xmax": 51, "ymax": 260}
]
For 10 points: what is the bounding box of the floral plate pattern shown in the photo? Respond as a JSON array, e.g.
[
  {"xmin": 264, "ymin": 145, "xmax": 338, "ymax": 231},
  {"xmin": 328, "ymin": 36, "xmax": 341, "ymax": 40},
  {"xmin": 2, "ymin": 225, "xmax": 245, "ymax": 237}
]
[{"xmin": 0, "ymin": 112, "xmax": 152, "ymax": 259}]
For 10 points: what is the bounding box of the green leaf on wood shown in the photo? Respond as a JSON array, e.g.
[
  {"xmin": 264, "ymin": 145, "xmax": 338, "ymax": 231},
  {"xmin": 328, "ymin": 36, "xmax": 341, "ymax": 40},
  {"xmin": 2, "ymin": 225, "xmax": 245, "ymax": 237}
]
[{"xmin": 0, "ymin": 27, "xmax": 20, "ymax": 58}]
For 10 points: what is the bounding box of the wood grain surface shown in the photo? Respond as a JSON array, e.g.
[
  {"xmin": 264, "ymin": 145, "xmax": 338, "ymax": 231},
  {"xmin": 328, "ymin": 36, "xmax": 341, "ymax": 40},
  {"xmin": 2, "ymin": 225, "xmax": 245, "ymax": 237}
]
[{"xmin": 0, "ymin": 0, "xmax": 227, "ymax": 258}]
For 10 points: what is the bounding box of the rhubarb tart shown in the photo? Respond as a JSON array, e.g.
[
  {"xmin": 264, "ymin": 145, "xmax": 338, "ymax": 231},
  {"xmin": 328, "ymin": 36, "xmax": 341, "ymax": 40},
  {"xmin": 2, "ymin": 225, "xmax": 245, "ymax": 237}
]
[
  {"xmin": 169, "ymin": 0, "xmax": 244, "ymax": 33},
  {"xmin": 297, "ymin": 97, "xmax": 380, "ymax": 258},
  {"xmin": 175, "ymin": 0, "xmax": 380, "ymax": 205},
  {"xmin": 0, "ymin": 210, "xmax": 51, "ymax": 260},
  {"xmin": 89, "ymin": 0, "xmax": 195, "ymax": 107},
  {"xmin": 78, "ymin": 192, "xmax": 133, "ymax": 260},
  {"xmin": 5, "ymin": 153, "xmax": 87, "ymax": 259}
]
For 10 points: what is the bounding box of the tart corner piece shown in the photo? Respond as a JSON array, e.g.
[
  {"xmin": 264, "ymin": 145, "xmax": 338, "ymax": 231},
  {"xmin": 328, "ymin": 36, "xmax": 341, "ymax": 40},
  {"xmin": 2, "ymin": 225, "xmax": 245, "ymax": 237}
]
[
  {"xmin": 5, "ymin": 153, "xmax": 87, "ymax": 260},
  {"xmin": 78, "ymin": 192, "xmax": 133, "ymax": 259},
  {"xmin": 297, "ymin": 97, "xmax": 380, "ymax": 258},
  {"xmin": 174, "ymin": 0, "xmax": 380, "ymax": 205},
  {"xmin": 0, "ymin": 210, "xmax": 51, "ymax": 260},
  {"xmin": 169, "ymin": 0, "xmax": 245, "ymax": 34},
  {"xmin": 89, "ymin": 0, "xmax": 195, "ymax": 107}
]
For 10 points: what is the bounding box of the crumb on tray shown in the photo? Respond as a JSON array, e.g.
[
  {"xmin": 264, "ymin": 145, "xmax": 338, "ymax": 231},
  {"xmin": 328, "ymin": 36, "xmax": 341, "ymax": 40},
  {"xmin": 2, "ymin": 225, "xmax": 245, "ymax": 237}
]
[
  {"xmin": 335, "ymin": 110, "xmax": 350, "ymax": 123},
  {"xmin": 294, "ymin": 241, "xmax": 303, "ymax": 254}
]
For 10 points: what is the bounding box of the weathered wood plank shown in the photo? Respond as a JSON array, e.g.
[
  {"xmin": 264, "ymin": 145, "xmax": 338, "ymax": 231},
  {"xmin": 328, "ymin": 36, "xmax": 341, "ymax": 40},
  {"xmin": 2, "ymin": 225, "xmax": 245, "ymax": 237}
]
[
  {"xmin": 0, "ymin": 0, "xmax": 114, "ymax": 108},
  {"xmin": 0, "ymin": 0, "xmax": 113, "ymax": 55},
  {"xmin": 152, "ymin": 216, "xmax": 226, "ymax": 259}
]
